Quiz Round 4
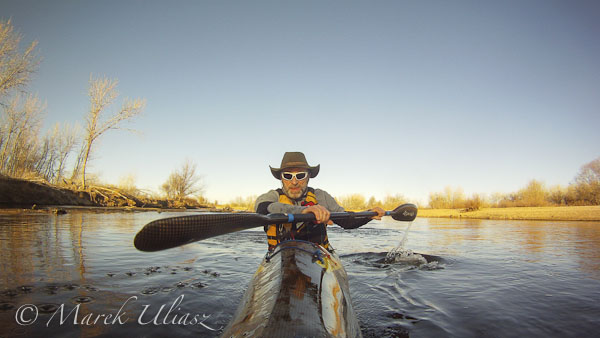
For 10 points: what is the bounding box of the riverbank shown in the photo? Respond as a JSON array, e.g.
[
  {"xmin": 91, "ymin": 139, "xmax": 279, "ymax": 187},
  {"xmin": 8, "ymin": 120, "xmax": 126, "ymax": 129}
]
[
  {"xmin": 0, "ymin": 175, "xmax": 208, "ymax": 211},
  {"xmin": 418, "ymin": 206, "xmax": 600, "ymax": 221}
]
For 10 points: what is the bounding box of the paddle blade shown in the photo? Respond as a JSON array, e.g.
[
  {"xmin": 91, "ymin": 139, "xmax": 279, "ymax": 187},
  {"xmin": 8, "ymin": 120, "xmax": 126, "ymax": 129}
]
[
  {"xmin": 134, "ymin": 213, "xmax": 269, "ymax": 252},
  {"xmin": 390, "ymin": 203, "xmax": 418, "ymax": 221}
]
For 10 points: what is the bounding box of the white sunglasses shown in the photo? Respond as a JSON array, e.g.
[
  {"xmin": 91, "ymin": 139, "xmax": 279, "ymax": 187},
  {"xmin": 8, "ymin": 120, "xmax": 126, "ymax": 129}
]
[{"xmin": 281, "ymin": 172, "xmax": 309, "ymax": 181}]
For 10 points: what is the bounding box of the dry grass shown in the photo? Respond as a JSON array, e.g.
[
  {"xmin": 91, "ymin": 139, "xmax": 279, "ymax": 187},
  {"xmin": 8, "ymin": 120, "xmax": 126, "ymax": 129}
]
[{"xmin": 418, "ymin": 206, "xmax": 600, "ymax": 221}]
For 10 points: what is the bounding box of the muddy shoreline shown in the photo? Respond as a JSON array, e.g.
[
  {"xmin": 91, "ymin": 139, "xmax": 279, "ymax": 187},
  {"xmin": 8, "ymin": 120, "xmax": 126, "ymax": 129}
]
[
  {"xmin": 0, "ymin": 175, "xmax": 219, "ymax": 213},
  {"xmin": 0, "ymin": 205, "xmax": 217, "ymax": 215}
]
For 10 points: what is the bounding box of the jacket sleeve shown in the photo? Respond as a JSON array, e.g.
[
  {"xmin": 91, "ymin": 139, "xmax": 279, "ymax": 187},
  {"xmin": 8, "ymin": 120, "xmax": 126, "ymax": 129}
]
[
  {"xmin": 315, "ymin": 189, "xmax": 372, "ymax": 229},
  {"xmin": 254, "ymin": 190, "xmax": 306, "ymax": 214}
]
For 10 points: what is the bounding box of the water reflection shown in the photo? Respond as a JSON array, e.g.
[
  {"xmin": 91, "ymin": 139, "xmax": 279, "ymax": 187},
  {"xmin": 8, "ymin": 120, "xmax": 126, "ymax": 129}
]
[
  {"xmin": 402, "ymin": 218, "xmax": 600, "ymax": 279},
  {"xmin": 572, "ymin": 222, "xmax": 600, "ymax": 276}
]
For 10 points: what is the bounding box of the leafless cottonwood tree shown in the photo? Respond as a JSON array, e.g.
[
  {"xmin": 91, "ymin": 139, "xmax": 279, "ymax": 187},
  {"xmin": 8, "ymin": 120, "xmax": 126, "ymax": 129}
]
[
  {"xmin": 161, "ymin": 159, "xmax": 204, "ymax": 200},
  {"xmin": 0, "ymin": 19, "xmax": 39, "ymax": 100},
  {"xmin": 54, "ymin": 123, "xmax": 79, "ymax": 182},
  {"xmin": 0, "ymin": 94, "xmax": 44, "ymax": 176},
  {"xmin": 575, "ymin": 157, "xmax": 600, "ymax": 185},
  {"xmin": 34, "ymin": 122, "xmax": 79, "ymax": 182},
  {"xmin": 0, "ymin": 20, "xmax": 43, "ymax": 177},
  {"xmin": 79, "ymin": 75, "xmax": 145, "ymax": 189},
  {"xmin": 35, "ymin": 126, "xmax": 58, "ymax": 180},
  {"xmin": 573, "ymin": 157, "xmax": 600, "ymax": 205}
]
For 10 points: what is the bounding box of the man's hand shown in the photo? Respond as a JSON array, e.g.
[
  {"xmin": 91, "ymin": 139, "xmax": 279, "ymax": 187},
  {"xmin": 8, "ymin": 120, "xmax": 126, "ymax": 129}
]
[
  {"xmin": 302, "ymin": 205, "xmax": 333, "ymax": 225},
  {"xmin": 370, "ymin": 207, "xmax": 385, "ymax": 220}
]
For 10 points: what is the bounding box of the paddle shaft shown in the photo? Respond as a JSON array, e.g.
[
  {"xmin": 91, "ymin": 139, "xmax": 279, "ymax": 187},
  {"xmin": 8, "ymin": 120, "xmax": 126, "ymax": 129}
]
[{"xmin": 266, "ymin": 210, "xmax": 384, "ymax": 224}]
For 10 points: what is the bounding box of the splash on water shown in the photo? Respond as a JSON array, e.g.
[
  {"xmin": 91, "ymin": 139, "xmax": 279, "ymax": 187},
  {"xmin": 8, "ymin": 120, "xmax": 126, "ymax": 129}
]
[
  {"xmin": 384, "ymin": 221, "xmax": 429, "ymax": 267},
  {"xmin": 385, "ymin": 247, "xmax": 428, "ymax": 265}
]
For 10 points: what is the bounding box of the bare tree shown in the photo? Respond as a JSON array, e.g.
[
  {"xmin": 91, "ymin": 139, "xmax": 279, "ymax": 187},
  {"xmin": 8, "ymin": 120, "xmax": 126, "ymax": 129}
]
[
  {"xmin": 35, "ymin": 126, "xmax": 59, "ymax": 181},
  {"xmin": 55, "ymin": 123, "xmax": 79, "ymax": 182},
  {"xmin": 118, "ymin": 173, "xmax": 138, "ymax": 195},
  {"xmin": 382, "ymin": 194, "xmax": 406, "ymax": 210},
  {"xmin": 429, "ymin": 186, "xmax": 465, "ymax": 209},
  {"xmin": 0, "ymin": 19, "xmax": 40, "ymax": 101},
  {"xmin": 572, "ymin": 157, "xmax": 600, "ymax": 205},
  {"xmin": 0, "ymin": 19, "xmax": 42, "ymax": 178},
  {"xmin": 161, "ymin": 159, "xmax": 204, "ymax": 200},
  {"xmin": 0, "ymin": 21, "xmax": 80, "ymax": 183},
  {"xmin": 33, "ymin": 122, "xmax": 79, "ymax": 182},
  {"xmin": 80, "ymin": 75, "xmax": 145, "ymax": 189},
  {"xmin": 575, "ymin": 157, "xmax": 600, "ymax": 185},
  {"xmin": 518, "ymin": 179, "xmax": 548, "ymax": 207},
  {"xmin": 0, "ymin": 94, "xmax": 44, "ymax": 176},
  {"xmin": 71, "ymin": 142, "xmax": 86, "ymax": 182},
  {"xmin": 337, "ymin": 194, "xmax": 367, "ymax": 211},
  {"xmin": 366, "ymin": 196, "xmax": 381, "ymax": 209}
]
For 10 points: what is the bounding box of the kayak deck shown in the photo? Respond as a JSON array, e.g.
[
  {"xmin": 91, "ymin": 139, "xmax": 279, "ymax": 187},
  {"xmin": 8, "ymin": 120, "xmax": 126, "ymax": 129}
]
[{"xmin": 221, "ymin": 240, "xmax": 362, "ymax": 337}]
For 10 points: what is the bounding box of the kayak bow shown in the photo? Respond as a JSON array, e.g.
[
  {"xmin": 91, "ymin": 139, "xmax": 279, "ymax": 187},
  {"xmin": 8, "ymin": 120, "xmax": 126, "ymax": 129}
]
[{"xmin": 221, "ymin": 240, "xmax": 362, "ymax": 338}]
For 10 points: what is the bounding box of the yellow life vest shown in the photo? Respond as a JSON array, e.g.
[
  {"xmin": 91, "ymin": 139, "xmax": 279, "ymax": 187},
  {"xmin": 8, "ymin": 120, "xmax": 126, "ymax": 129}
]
[{"xmin": 265, "ymin": 188, "xmax": 330, "ymax": 251}]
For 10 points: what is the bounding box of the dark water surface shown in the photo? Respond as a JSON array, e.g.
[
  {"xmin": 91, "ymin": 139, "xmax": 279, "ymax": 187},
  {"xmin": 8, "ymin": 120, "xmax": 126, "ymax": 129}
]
[{"xmin": 1, "ymin": 210, "xmax": 599, "ymax": 337}]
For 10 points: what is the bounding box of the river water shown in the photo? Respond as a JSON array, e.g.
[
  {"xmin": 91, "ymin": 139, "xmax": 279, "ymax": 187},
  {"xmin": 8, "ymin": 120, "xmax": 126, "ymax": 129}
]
[{"xmin": 0, "ymin": 210, "xmax": 599, "ymax": 337}]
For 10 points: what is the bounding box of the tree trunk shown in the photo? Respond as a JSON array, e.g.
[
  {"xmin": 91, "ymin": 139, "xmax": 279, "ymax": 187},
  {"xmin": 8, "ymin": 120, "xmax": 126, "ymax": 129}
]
[{"xmin": 81, "ymin": 140, "xmax": 92, "ymax": 190}]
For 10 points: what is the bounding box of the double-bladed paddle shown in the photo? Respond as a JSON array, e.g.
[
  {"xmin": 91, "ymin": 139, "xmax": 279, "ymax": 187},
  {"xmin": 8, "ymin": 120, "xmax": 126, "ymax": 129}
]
[{"xmin": 134, "ymin": 203, "xmax": 418, "ymax": 252}]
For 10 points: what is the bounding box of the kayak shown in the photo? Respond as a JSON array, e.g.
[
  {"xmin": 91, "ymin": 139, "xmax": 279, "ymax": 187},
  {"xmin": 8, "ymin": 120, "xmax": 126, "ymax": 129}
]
[
  {"xmin": 221, "ymin": 240, "xmax": 362, "ymax": 337},
  {"xmin": 133, "ymin": 205, "xmax": 417, "ymax": 335}
]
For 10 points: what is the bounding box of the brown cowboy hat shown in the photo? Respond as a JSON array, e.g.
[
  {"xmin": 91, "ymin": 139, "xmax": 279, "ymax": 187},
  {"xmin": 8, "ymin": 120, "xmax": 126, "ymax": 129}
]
[{"xmin": 270, "ymin": 152, "xmax": 320, "ymax": 180}]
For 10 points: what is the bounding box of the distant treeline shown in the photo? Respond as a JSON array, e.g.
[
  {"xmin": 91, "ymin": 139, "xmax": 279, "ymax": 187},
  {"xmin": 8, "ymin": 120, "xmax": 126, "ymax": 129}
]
[
  {"xmin": 428, "ymin": 157, "xmax": 600, "ymax": 209},
  {"xmin": 224, "ymin": 194, "xmax": 408, "ymax": 212}
]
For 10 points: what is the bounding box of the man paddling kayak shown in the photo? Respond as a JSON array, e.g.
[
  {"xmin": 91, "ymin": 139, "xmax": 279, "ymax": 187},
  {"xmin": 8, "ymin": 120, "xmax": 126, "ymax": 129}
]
[
  {"xmin": 255, "ymin": 152, "xmax": 385, "ymax": 251},
  {"xmin": 132, "ymin": 154, "xmax": 416, "ymax": 337}
]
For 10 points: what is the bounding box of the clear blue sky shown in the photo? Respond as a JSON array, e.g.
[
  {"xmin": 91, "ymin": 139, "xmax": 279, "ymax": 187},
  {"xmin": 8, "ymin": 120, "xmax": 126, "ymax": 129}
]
[{"xmin": 2, "ymin": 0, "xmax": 599, "ymax": 205}]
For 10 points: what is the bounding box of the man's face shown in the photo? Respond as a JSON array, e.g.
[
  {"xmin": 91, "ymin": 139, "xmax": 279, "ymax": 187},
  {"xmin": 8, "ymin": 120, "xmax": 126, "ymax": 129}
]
[{"xmin": 281, "ymin": 167, "xmax": 309, "ymax": 200}]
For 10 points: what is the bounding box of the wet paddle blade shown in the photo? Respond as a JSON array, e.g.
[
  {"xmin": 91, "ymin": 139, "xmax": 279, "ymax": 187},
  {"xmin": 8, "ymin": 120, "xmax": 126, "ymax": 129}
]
[
  {"xmin": 390, "ymin": 203, "xmax": 418, "ymax": 221},
  {"xmin": 134, "ymin": 213, "xmax": 269, "ymax": 252}
]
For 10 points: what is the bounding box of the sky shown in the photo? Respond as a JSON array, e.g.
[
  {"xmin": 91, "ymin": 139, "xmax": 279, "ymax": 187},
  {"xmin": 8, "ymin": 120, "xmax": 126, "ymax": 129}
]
[{"xmin": 1, "ymin": 0, "xmax": 599, "ymax": 205}]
